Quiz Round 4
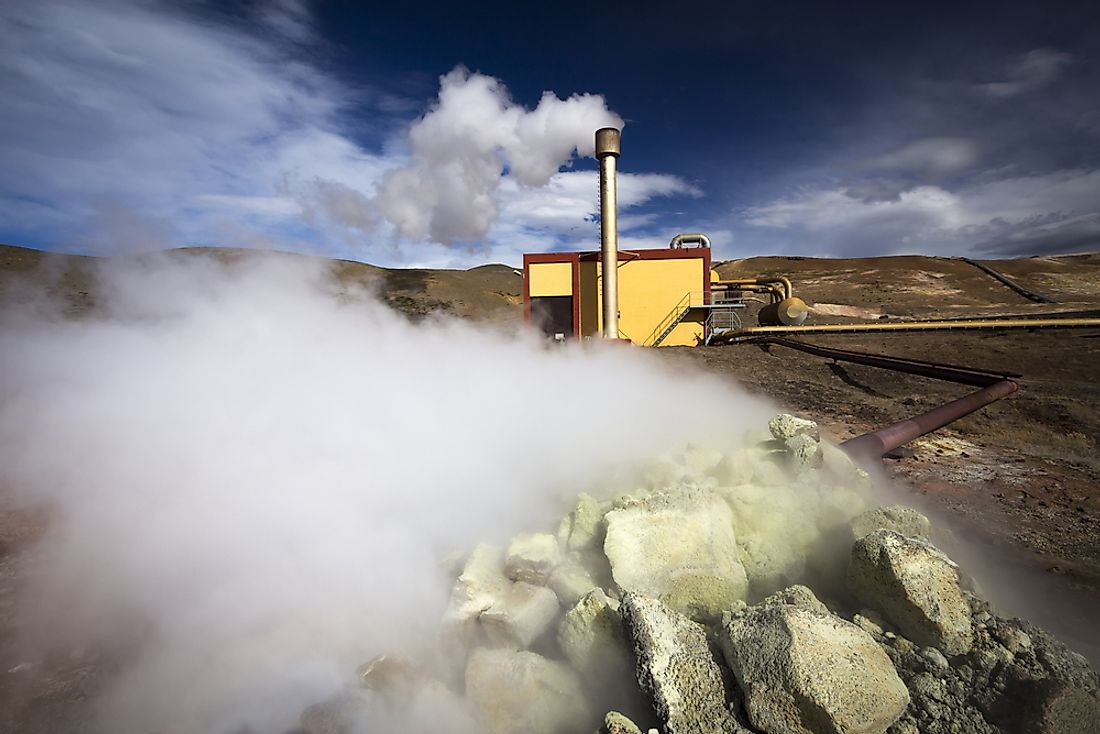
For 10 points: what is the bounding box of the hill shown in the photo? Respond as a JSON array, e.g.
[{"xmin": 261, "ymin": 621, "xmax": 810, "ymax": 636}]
[{"xmin": 0, "ymin": 244, "xmax": 524, "ymax": 324}]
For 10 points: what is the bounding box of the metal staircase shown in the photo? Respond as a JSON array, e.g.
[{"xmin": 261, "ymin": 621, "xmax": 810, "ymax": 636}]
[
  {"xmin": 646, "ymin": 292, "xmax": 746, "ymax": 346},
  {"xmin": 652, "ymin": 308, "xmax": 692, "ymax": 346}
]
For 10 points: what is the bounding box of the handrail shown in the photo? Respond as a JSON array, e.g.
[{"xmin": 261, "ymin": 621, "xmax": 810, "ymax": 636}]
[
  {"xmin": 645, "ymin": 292, "xmax": 693, "ymax": 346},
  {"xmin": 644, "ymin": 291, "xmax": 746, "ymax": 346}
]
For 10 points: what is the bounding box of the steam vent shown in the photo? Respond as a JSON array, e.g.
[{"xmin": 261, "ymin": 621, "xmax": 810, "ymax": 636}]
[{"xmin": 298, "ymin": 414, "xmax": 1100, "ymax": 734}]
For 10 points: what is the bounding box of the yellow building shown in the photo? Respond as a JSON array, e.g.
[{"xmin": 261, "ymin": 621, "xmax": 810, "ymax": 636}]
[{"xmin": 523, "ymin": 246, "xmax": 715, "ymax": 346}]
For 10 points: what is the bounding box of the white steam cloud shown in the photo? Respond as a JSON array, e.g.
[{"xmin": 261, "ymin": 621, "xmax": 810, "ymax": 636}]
[
  {"xmin": 1, "ymin": 0, "xmax": 693, "ymax": 265},
  {"xmin": 0, "ymin": 253, "xmax": 772, "ymax": 733},
  {"xmin": 378, "ymin": 68, "xmax": 624, "ymax": 244}
]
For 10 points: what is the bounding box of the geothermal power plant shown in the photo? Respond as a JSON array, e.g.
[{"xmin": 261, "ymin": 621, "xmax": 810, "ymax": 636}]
[
  {"xmin": 525, "ymin": 128, "xmax": 1100, "ymax": 463},
  {"xmin": 1, "ymin": 128, "xmax": 1098, "ymax": 734},
  {"xmin": 288, "ymin": 131, "xmax": 1100, "ymax": 732}
]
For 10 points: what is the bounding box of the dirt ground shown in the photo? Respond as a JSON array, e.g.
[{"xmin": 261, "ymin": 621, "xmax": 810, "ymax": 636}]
[{"xmin": 1, "ymin": 245, "xmax": 1098, "ymax": 731}]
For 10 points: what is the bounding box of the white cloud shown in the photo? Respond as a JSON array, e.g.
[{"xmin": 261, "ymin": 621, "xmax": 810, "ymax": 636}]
[
  {"xmin": 377, "ymin": 67, "xmax": 623, "ymax": 244},
  {"xmin": 862, "ymin": 137, "xmax": 981, "ymax": 178},
  {"xmin": 743, "ymin": 185, "xmax": 964, "ymax": 230},
  {"xmin": 978, "ymin": 48, "xmax": 1073, "ymax": 99},
  {"xmin": 741, "ymin": 168, "xmax": 1100, "ymax": 256},
  {"xmin": 0, "ymin": 0, "xmax": 358, "ymax": 253},
  {"xmin": 0, "ymin": 1, "xmax": 697, "ymax": 266},
  {"xmin": 386, "ymin": 170, "xmax": 701, "ymax": 268}
]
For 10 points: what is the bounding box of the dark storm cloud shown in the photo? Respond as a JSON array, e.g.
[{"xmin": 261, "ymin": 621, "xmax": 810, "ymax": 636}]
[
  {"xmin": 738, "ymin": 37, "xmax": 1100, "ymax": 259},
  {"xmin": 977, "ymin": 48, "xmax": 1074, "ymax": 99},
  {"xmin": 974, "ymin": 214, "xmax": 1100, "ymax": 257}
]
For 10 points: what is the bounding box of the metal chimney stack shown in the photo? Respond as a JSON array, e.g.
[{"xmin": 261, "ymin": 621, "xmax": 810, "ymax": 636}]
[{"xmin": 595, "ymin": 127, "xmax": 621, "ymax": 340}]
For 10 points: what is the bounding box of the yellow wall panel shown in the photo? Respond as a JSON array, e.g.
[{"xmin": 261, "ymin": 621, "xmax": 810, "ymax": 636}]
[
  {"xmin": 528, "ymin": 262, "xmax": 574, "ymax": 297},
  {"xmin": 578, "ymin": 257, "xmax": 706, "ymax": 345}
]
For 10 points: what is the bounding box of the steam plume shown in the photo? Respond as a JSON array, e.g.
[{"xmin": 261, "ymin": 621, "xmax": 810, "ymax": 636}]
[
  {"xmin": 0, "ymin": 252, "xmax": 771, "ymax": 733},
  {"xmin": 378, "ymin": 68, "xmax": 624, "ymax": 244}
]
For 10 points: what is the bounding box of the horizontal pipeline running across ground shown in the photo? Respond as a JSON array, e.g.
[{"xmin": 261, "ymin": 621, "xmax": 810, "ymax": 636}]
[
  {"xmin": 741, "ymin": 337, "xmax": 1019, "ymax": 387},
  {"xmin": 728, "ymin": 337, "xmax": 1025, "ymax": 460},
  {"xmin": 840, "ymin": 379, "xmax": 1019, "ymax": 461},
  {"xmin": 958, "ymin": 257, "xmax": 1056, "ymax": 304},
  {"xmin": 714, "ymin": 316, "xmax": 1100, "ymax": 341}
]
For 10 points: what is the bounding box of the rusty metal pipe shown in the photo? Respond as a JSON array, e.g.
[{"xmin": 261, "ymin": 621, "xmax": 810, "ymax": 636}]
[
  {"xmin": 840, "ymin": 379, "xmax": 1019, "ymax": 461},
  {"xmin": 746, "ymin": 337, "xmax": 1020, "ymax": 387}
]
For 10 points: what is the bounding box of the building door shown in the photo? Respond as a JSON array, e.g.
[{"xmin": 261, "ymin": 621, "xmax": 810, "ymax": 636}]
[{"xmin": 530, "ymin": 296, "xmax": 574, "ymax": 339}]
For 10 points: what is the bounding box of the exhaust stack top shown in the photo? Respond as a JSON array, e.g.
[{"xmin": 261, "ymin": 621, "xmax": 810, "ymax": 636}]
[{"xmin": 595, "ymin": 127, "xmax": 621, "ymax": 340}]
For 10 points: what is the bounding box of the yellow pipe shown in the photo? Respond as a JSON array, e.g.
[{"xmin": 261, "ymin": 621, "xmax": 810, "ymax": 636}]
[
  {"xmin": 712, "ymin": 282, "xmax": 783, "ymax": 301},
  {"xmin": 727, "ymin": 317, "xmax": 1100, "ymax": 337},
  {"xmin": 714, "ymin": 278, "xmax": 792, "ymax": 300}
]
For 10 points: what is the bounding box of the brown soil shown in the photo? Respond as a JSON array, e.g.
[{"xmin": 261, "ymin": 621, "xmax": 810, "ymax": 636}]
[{"xmin": 1, "ymin": 245, "xmax": 1098, "ymax": 731}]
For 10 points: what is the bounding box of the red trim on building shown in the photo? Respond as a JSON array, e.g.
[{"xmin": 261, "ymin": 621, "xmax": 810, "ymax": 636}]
[
  {"xmin": 522, "ymin": 253, "xmax": 532, "ymax": 324},
  {"xmin": 576, "ymin": 246, "xmax": 711, "ymax": 262},
  {"xmin": 524, "ymin": 251, "xmax": 582, "ymax": 338},
  {"xmin": 524, "ymin": 247, "xmax": 713, "ymax": 341},
  {"xmin": 570, "ymin": 252, "xmax": 581, "ymax": 337}
]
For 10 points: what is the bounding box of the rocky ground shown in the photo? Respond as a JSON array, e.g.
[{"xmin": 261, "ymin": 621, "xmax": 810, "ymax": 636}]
[
  {"xmin": 663, "ymin": 253, "xmax": 1100, "ymax": 664},
  {"xmin": 300, "ymin": 414, "xmax": 1100, "ymax": 734},
  {"xmin": 1, "ymin": 245, "xmax": 1098, "ymax": 733}
]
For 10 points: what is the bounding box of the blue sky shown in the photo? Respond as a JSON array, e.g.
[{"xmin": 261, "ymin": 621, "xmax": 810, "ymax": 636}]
[{"xmin": 1, "ymin": 0, "xmax": 1098, "ymax": 267}]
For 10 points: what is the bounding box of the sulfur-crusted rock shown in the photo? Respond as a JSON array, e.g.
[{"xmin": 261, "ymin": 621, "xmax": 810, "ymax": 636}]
[
  {"xmin": 875, "ymin": 600, "xmax": 1099, "ymax": 734},
  {"xmin": 504, "ymin": 532, "xmax": 562, "ymax": 584},
  {"xmin": 757, "ymin": 584, "xmax": 830, "ymax": 615},
  {"xmin": 602, "ymin": 711, "xmax": 644, "ymax": 734},
  {"xmin": 557, "ymin": 588, "xmax": 632, "ymax": 681},
  {"xmin": 819, "ymin": 440, "xmax": 866, "ymax": 484},
  {"xmin": 849, "ymin": 530, "xmax": 973, "ymax": 655},
  {"xmin": 769, "ymin": 414, "xmax": 820, "ymax": 442},
  {"xmin": 480, "ymin": 581, "xmax": 560, "ymax": 649},
  {"xmin": 465, "ymin": 648, "xmax": 591, "ymax": 734},
  {"xmin": 786, "ymin": 432, "xmax": 824, "ymax": 471},
  {"xmin": 721, "ymin": 480, "xmax": 822, "ymax": 597},
  {"xmin": 620, "ymin": 593, "xmax": 738, "ymax": 734},
  {"xmin": 547, "ymin": 553, "xmax": 598, "ymax": 607},
  {"xmin": 562, "ymin": 493, "xmax": 605, "ymax": 552},
  {"xmin": 851, "ymin": 506, "xmax": 932, "ymax": 542},
  {"xmin": 441, "ymin": 544, "xmax": 510, "ymax": 667},
  {"xmin": 721, "ymin": 593, "xmax": 909, "ymax": 734},
  {"xmin": 604, "ymin": 488, "xmax": 748, "ymax": 623}
]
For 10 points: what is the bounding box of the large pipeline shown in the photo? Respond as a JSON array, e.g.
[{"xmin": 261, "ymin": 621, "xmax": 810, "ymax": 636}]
[
  {"xmin": 959, "ymin": 257, "xmax": 1056, "ymax": 304},
  {"xmin": 714, "ymin": 277, "xmax": 792, "ymax": 300},
  {"xmin": 739, "ymin": 337, "xmax": 1024, "ymax": 460},
  {"xmin": 840, "ymin": 380, "xmax": 1019, "ymax": 461},
  {"xmin": 748, "ymin": 341, "xmax": 1020, "ymax": 459},
  {"xmin": 745, "ymin": 337, "xmax": 1019, "ymax": 387},
  {"xmin": 713, "ymin": 315, "xmax": 1100, "ymax": 341}
]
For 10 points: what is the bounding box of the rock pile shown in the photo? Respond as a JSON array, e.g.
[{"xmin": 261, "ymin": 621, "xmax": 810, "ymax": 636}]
[{"xmin": 298, "ymin": 414, "xmax": 1100, "ymax": 734}]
